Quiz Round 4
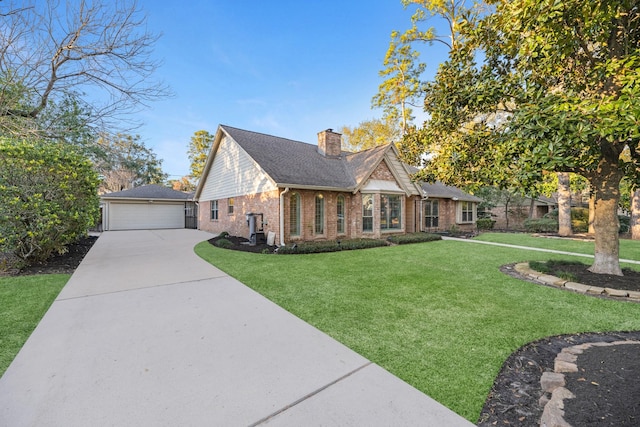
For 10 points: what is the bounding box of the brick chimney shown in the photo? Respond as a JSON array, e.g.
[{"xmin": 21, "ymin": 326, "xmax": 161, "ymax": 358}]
[{"xmin": 317, "ymin": 129, "xmax": 342, "ymax": 157}]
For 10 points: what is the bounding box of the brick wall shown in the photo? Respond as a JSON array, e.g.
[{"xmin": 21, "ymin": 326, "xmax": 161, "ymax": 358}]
[{"xmin": 198, "ymin": 189, "xmax": 281, "ymax": 241}]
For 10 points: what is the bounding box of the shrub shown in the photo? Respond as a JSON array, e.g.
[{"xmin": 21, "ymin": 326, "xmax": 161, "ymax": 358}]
[
  {"xmin": 619, "ymin": 215, "xmax": 630, "ymax": 234},
  {"xmin": 523, "ymin": 218, "xmax": 558, "ymax": 233},
  {"xmin": 387, "ymin": 233, "xmax": 442, "ymax": 245},
  {"xmin": 214, "ymin": 238, "xmax": 233, "ymax": 249},
  {"xmin": 571, "ymin": 208, "xmax": 589, "ymax": 232},
  {"xmin": 218, "ymin": 231, "xmax": 230, "ymax": 238},
  {"xmin": 0, "ymin": 139, "xmax": 99, "ymax": 267},
  {"xmin": 276, "ymin": 238, "xmax": 387, "ymax": 254},
  {"xmin": 476, "ymin": 218, "xmax": 496, "ymax": 231}
]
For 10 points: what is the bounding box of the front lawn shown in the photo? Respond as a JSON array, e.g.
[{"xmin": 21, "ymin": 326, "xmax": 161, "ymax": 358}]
[
  {"xmin": 0, "ymin": 274, "xmax": 69, "ymax": 377},
  {"xmin": 195, "ymin": 238, "xmax": 640, "ymax": 422}
]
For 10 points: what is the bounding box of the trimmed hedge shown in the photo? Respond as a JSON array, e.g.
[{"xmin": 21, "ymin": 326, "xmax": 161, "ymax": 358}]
[
  {"xmin": 523, "ymin": 218, "xmax": 558, "ymax": 233},
  {"xmin": 276, "ymin": 238, "xmax": 388, "ymax": 254},
  {"xmin": 476, "ymin": 218, "xmax": 496, "ymax": 231},
  {"xmin": 387, "ymin": 233, "xmax": 442, "ymax": 244}
]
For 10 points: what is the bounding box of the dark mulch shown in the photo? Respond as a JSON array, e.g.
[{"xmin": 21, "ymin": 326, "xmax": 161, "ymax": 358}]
[
  {"xmin": 541, "ymin": 261, "xmax": 640, "ymax": 292},
  {"xmin": 207, "ymin": 234, "xmax": 276, "ymax": 253},
  {"xmin": 12, "ymin": 235, "xmax": 98, "ymax": 276},
  {"xmin": 478, "ymin": 331, "xmax": 640, "ymax": 427}
]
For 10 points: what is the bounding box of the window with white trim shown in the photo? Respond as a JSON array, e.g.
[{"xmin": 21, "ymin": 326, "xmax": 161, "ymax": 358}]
[
  {"xmin": 290, "ymin": 193, "xmax": 300, "ymax": 236},
  {"xmin": 315, "ymin": 194, "xmax": 324, "ymax": 235},
  {"xmin": 362, "ymin": 194, "xmax": 373, "ymax": 232},
  {"xmin": 424, "ymin": 200, "xmax": 439, "ymax": 228},
  {"xmin": 228, "ymin": 197, "xmax": 234, "ymax": 215},
  {"xmin": 210, "ymin": 200, "xmax": 218, "ymax": 220},
  {"xmin": 458, "ymin": 201, "xmax": 475, "ymax": 223},
  {"xmin": 337, "ymin": 195, "xmax": 345, "ymax": 234},
  {"xmin": 380, "ymin": 194, "xmax": 402, "ymax": 230}
]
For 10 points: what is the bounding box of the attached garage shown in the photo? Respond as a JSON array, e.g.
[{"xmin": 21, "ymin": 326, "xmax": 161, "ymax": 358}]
[{"xmin": 101, "ymin": 185, "xmax": 195, "ymax": 231}]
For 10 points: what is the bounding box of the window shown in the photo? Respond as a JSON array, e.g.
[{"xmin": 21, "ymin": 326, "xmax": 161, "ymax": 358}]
[
  {"xmin": 228, "ymin": 197, "xmax": 234, "ymax": 215},
  {"xmin": 210, "ymin": 200, "xmax": 219, "ymax": 220},
  {"xmin": 380, "ymin": 194, "xmax": 402, "ymax": 230},
  {"xmin": 337, "ymin": 195, "xmax": 345, "ymax": 234},
  {"xmin": 424, "ymin": 200, "xmax": 439, "ymax": 228},
  {"xmin": 315, "ymin": 194, "xmax": 324, "ymax": 235},
  {"xmin": 460, "ymin": 201, "xmax": 474, "ymax": 223},
  {"xmin": 362, "ymin": 194, "xmax": 373, "ymax": 232},
  {"xmin": 290, "ymin": 193, "xmax": 300, "ymax": 236}
]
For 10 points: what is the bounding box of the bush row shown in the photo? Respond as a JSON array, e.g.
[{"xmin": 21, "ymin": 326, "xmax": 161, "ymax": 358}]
[
  {"xmin": 387, "ymin": 232, "xmax": 442, "ymax": 244},
  {"xmin": 276, "ymin": 238, "xmax": 388, "ymax": 254}
]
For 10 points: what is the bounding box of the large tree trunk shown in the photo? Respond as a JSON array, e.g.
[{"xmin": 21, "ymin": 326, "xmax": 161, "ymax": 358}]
[
  {"xmin": 587, "ymin": 163, "xmax": 623, "ymax": 275},
  {"xmin": 588, "ymin": 191, "xmax": 595, "ymax": 234},
  {"xmin": 557, "ymin": 172, "xmax": 572, "ymax": 236},
  {"xmin": 632, "ymin": 189, "xmax": 640, "ymax": 240}
]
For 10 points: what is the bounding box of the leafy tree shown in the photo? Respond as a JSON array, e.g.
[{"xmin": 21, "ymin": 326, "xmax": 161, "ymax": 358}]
[
  {"xmin": 169, "ymin": 176, "xmax": 196, "ymax": 192},
  {"xmin": 96, "ymin": 134, "xmax": 167, "ymax": 193},
  {"xmin": 372, "ymin": 32, "xmax": 425, "ymax": 134},
  {"xmin": 340, "ymin": 117, "xmax": 402, "ymax": 152},
  {"xmin": 188, "ymin": 130, "xmax": 214, "ymax": 181},
  {"xmin": 0, "ymin": 139, "xmax": 99, "ymax": 267},
  {"xmin": 414, "ymin": 0, "xmax": 640, "ymax": 275},
  {"xmin": 374, "ymin": 1, "xmax": 478, "ymax": 134},
  {"xmin": 0, "ymin": 0, "xmax": 169, "ymax": 139}
]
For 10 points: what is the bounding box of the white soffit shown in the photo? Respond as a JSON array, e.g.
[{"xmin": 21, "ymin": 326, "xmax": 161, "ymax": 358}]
[{"xmin": 361, "ymin": 179, "xmax": 404, "ymax": 193}]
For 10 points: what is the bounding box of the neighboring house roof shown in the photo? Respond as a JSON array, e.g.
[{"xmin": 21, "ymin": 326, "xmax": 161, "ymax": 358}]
[
  {"xmin": 101, "ymin": 184, "xmax": 192, "ymax": 201},
  {"xmin": 195, "ymin": 125, "xmax": 423, "ymax": 198},
  {"xmin": 421, "ymin": 181, "xmax": 483, "ymax": 202}
]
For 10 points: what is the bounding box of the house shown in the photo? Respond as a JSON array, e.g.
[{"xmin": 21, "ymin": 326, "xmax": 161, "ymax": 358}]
[
  {"xmin": 195, "ymin": 125, "xmax": 480, "ymax": 245},
  {"xmin": 419, "ymin": 181, "xmax": 483, "ymax": 232},
  {"xmin": 100, "ymin": 184, "xmax": 197, "ymax": 231},
  {"xmin": 484, "ymin": 195, "xmax": 557, "ymax": 230}
]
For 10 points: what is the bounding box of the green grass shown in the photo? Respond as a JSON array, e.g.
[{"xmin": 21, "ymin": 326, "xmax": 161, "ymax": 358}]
[
  {"xmin": 474, "ymin": 232, "xmax": 640, "ymax": 263},
  {"xmin": 0, "ymin": 274, "xmax": 69, "ymax": 377},
  {"xmin": 195, "ymin": 239, "xmax": 640, "ymax": 423}
]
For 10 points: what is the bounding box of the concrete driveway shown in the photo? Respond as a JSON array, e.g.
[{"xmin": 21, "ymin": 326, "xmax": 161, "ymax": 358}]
[{"xmin": 0, "ymin": 229, "xmax": 473, "ymax": 426}]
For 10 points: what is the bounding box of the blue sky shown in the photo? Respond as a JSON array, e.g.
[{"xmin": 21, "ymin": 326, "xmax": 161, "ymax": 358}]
[{"xmin": 135, "ymin": 1, "xmax": 450, "ymax": 179}]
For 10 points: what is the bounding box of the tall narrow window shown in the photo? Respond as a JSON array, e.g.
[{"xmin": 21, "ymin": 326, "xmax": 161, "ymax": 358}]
[
  {"xmin": 362, "ymin": 194, "xmax": 373, "ymax": 232},
  {"xmin": 424, "ymin": 200, "xmax": 439, "ymax": 228},
  {"xmin": 460, "ymin": 201, "xmax": 474, "ymax": 223},
  {"xmin": 290, "ymin": 193, "xmax": 300, "ymax": 236},
  {"xmin": 228, "ymin": 197, "xmax": 234, "ymax": 214},
  {"xmin": 210, "ymin": 200, "xmax": 219, "ymax": 220},
  {"xmin": 337, "ymin": 195, "xmax": 345, "ymax": 234},
  {"xmin": 380, "ymin": 194, "xmax": 402, "ymax": 230},
  {"xmin": 315, "ymin": 194, "xmax": 324, "ymax": 235}
]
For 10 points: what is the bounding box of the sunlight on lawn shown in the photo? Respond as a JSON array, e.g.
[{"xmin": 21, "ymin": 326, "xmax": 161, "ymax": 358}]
[{"xmin": 195, "ymin": 237, "xmax": 640, "ymax": 422}]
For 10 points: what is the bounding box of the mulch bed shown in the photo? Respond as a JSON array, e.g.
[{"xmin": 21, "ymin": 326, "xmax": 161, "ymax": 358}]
[
  {"xmin": 478, "ymin": 331, "xmax": 640, "ymax": 426},
  {"xmin": 207, "ymin": 234, "xmax": 277, "ymax": 253},
  {"xmin": 10, "ymin": 235, "xmax": 99, "ymax": 276},
  {"xmin": 541, "ymin": 261, "xmax": 640, "ymax": 292}
]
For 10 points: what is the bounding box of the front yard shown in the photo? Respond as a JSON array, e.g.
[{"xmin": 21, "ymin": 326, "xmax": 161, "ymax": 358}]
[{"xmin": 195, "ymin": 236, "xmax": 640, "ymax": 422}]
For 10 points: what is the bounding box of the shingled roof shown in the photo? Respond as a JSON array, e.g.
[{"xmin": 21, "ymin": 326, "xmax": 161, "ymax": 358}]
[
  {"xmin": 420, "ymin": 181, "xmax": 482, "ymax": 202},
  {"xmin": 101, "ymin": 184, "xmax": 192, "ymax": 200},
  {"xmin": 221, "ymin": 126, "xmax": 354, "ymax": 189}
]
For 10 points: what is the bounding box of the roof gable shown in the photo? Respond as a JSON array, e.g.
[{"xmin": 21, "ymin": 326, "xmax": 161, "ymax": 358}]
[{"xmin": 195, "ymin": 125, "xmax": 422, "ymax": 198}]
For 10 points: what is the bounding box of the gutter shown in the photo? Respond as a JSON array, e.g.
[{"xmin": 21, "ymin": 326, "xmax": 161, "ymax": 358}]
[{"xmin": 279, "ymin": 187, "xmax": 290, "ymax": 246}]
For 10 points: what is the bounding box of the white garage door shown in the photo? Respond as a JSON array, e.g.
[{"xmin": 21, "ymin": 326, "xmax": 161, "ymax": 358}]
[{"xmin": 109, "ymin": 202, "xmax": 185, "ymax": 230}]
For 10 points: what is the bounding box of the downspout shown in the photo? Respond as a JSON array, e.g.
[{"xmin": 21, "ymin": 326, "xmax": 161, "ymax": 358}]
[{"xmin": 279, "ymin": 187, "xmax": 290, "ymax": 246}]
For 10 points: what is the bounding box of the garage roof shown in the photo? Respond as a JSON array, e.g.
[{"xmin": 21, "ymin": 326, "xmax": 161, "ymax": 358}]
[{"xmin": 101, "ymin": 184, "xmax": 193, "ymax": 201}]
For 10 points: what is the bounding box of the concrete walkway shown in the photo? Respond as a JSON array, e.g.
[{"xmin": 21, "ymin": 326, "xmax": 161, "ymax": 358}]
[
  {"xmin": 0, "ymin": 230, "xmax": 473, "ymax": 426},
  {"xmin": 442, "ymin": 236, "xmax": 640, "ymax": 265}
]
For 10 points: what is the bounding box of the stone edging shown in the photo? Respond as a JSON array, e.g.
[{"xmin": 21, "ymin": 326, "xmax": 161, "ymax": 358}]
[
  {"xmin": 539, "ymin": 340, "xmax": 640, "ymax": 427},
  {"xmin": 514, "ymin": 262, "xmax": 640, "ymax": 302}
]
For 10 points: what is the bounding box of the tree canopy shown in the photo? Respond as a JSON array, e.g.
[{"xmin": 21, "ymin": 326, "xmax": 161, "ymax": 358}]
[
  {"xmin": 410, "ymin": 0, "xmax": 639, "ymax": 275},
  {"xmin": 0, "ymin": 0, "xmax": 170, "ymax": 139},
  {"xmin": 188, "ymin": 130, "xmax": 214, "ymax": 181}
]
